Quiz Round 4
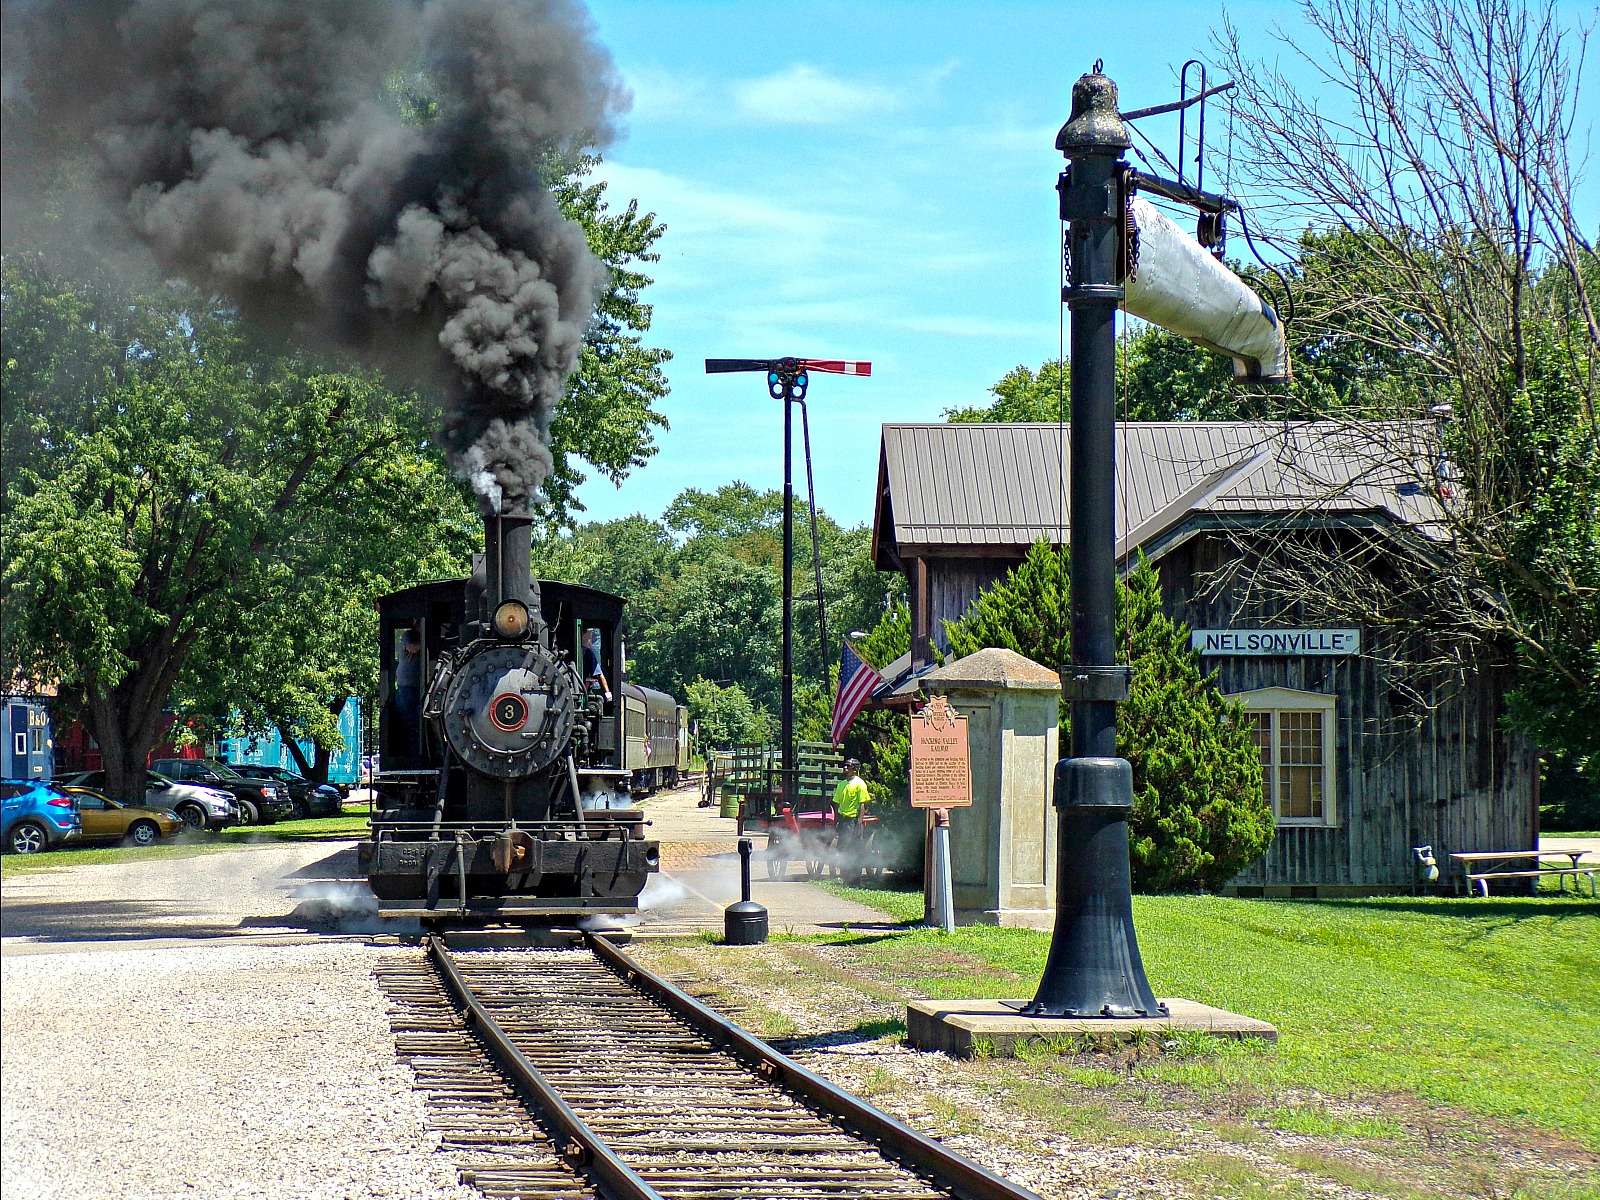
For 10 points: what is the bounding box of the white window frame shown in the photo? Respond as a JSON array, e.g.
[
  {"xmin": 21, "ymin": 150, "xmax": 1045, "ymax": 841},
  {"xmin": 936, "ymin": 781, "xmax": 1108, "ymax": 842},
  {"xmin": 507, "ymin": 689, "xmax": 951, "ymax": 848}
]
[{"xmin": 1224, "ymin": 686, "xmax": 1338, "ymax": 828}]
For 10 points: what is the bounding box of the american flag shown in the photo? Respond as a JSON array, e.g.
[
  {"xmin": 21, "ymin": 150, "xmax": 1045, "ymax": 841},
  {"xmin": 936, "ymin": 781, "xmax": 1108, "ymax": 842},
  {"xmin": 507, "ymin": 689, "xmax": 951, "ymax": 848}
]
[{"xmin": 831, "ymin": 641, "xmax": 887, "ymax": 747}]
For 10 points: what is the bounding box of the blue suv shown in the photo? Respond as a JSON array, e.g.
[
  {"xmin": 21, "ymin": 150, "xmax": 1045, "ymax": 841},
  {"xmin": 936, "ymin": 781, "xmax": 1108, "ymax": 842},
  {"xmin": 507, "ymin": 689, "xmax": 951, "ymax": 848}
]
[{"xmin": 2, "ymin": 779, "xmax": 83, "ymax": 854}]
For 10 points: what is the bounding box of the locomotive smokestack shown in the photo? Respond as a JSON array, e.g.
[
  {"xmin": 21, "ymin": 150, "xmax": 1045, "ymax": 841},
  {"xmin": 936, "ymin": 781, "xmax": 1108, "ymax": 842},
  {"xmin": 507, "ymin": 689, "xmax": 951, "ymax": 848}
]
[{"xmin": 482, "ymin": 507, "xmax": 539, "ymax": 623}]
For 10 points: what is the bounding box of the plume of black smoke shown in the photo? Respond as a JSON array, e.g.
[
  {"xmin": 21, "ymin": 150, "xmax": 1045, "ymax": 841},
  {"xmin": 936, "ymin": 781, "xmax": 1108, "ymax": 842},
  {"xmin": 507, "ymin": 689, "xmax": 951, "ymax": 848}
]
[{"xmin": 2, "ymin": 0, "xmax": 626, "ymax": 513}]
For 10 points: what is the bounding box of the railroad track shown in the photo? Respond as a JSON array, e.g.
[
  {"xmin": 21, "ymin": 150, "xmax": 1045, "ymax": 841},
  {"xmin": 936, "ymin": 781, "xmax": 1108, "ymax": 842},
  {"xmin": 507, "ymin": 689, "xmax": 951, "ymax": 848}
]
[{"xmin": 378, "ymin": 935, "xmax": 1042, "ymax": 1200}]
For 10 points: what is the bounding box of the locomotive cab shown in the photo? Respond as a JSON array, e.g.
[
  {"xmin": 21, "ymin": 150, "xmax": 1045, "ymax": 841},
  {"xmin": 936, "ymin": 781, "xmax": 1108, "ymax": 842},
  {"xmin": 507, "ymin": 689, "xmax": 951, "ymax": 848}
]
[{"xmin": 359, "ymin": 510, "xmax": 660, "ymax": 926}]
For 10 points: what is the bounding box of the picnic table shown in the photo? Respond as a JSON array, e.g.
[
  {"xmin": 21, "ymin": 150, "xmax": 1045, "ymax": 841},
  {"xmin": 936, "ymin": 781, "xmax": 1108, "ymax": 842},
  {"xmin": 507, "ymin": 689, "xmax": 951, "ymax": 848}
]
[{"xmin": 1451, "ymin": 850, "xmax": 1596, "ymax": 897}]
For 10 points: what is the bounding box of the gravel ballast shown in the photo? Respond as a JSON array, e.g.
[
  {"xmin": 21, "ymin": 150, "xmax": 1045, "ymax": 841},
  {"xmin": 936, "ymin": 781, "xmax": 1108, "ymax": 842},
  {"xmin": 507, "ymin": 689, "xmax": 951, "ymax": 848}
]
[{"xmin": 2, "ymin": 938, "xmax": 477, "ymax": 1200}]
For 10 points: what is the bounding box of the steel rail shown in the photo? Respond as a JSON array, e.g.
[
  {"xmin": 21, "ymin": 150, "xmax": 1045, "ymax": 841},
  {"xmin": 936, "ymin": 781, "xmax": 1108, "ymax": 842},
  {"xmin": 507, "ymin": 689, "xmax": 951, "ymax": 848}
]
[
  {"xmin": 425, "ymin": 936, "xmax": 664, "ymax": 1200},
  {"xmin": 584, "ymin": 933, "xmax": 1047, "ymax": 1200}
]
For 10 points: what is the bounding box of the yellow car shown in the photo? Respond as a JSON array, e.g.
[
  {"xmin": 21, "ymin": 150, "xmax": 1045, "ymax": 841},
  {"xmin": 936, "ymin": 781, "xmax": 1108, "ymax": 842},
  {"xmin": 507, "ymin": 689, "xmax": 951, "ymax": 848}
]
[{"xmin": 57, "ymin": 786, "xmax": 184, "ymax": 847}]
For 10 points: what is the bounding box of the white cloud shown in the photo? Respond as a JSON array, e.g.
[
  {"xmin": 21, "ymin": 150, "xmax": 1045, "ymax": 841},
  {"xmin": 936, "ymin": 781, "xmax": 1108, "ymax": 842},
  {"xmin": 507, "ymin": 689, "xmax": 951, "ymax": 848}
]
[
  {"xmin": 593, "ymin": 161, "xmax": 838, "ymax": 261},
  {"xmin": 731, "ymin": 64, "xmax": 902, "ymax": 125},
  {"xmin": 620, "ymin": 65, "xmax": 711, "ymax": 121}
]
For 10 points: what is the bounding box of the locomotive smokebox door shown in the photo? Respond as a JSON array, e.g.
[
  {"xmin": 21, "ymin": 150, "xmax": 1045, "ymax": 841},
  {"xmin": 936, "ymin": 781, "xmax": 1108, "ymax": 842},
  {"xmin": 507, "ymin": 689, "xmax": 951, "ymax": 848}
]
[{"xmin": 441, "ymin": 644, "xmax": 580, "ymax": 776}]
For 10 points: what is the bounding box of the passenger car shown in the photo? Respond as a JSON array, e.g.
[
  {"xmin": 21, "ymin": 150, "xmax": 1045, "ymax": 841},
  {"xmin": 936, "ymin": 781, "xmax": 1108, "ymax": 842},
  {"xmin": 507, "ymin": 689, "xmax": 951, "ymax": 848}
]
[
  {"xmin": 149, "ymin": 759, "xmax": 293, "ymax": 824},
  {"xmin": 225, "ymin": 764, "xmax": 343, "ymax": 819},
  {"xmin": 55, "ymin": 770, "xmax": 237, "ymax": 832},
  {"xmin": 56, "ymin": 785, "xmax": 183, "ymax": 846},
  {"xmin": 1, "ymin": 779, "xmax": 82, "ymax": 853}
]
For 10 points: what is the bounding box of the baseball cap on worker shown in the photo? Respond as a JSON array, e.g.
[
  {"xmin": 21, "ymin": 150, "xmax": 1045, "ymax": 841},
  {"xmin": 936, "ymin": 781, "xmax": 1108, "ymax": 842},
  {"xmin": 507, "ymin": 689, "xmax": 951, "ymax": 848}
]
[{"xmin": 844, "ymin": 758, "xmax": 862, "ymax": 772}]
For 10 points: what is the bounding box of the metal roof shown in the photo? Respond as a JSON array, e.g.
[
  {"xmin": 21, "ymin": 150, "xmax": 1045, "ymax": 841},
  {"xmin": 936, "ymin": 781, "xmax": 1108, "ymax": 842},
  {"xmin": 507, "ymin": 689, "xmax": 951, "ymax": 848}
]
[{"xmin": 873, "ymin": 421, "xmax": 1446, "ymax": 567}]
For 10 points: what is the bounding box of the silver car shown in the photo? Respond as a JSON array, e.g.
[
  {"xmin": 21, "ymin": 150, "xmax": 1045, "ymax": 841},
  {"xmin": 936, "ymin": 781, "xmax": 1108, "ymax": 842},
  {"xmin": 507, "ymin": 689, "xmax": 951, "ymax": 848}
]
[{"xmin": 55, "ymin": 770, "xmax": 238, "ymax": 832}]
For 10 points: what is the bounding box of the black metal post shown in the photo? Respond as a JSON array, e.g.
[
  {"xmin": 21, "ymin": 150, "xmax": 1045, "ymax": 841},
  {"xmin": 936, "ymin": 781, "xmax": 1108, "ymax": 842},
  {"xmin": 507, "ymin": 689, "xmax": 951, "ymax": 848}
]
[
  {"xmin": 1024, "ymin": 66, "xmax": 1164, "ymax": 1019},
  {"xmin": 781, "ymin": 392, "xmax": 795, "ymax": 798},
  {"xmin": 725, "ymin": 837, "xmax": 769, "ymax": 944}
]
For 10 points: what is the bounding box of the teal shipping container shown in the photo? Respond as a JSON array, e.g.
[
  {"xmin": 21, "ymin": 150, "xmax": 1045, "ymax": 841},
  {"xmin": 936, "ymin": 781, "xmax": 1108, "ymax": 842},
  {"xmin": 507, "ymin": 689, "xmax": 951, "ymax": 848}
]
[{"xmin": 220, "ymin": 698, "xmax": 363, "ymax": 785}]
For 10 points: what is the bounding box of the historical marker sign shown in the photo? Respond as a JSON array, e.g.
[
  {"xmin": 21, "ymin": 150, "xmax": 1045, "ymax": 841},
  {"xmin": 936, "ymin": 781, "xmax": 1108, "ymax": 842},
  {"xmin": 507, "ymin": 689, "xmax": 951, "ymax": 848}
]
[
  {"xmin": 910, "ymin": 696, "xmax": 972, "ymax": 808},
  {"xmin": 1191, "ymin": 628, "xmax": 1361, "ymax": 657}
]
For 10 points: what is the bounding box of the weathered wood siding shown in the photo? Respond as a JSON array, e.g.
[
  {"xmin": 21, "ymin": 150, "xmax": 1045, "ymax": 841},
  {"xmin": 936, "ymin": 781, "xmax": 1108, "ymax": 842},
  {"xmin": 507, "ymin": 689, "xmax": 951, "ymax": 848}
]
[
  {"xmin": 1157, "ymin": 534, "xmax": 1537, "ymax": 888},
  {"xmin": 928, "ymin": 558, "xmax": 1021, "ymax": 653}
]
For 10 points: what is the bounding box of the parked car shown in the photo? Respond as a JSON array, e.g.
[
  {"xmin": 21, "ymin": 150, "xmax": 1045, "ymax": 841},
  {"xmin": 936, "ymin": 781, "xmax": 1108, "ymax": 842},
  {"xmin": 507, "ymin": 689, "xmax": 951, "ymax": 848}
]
[
  {"xmin": 56, "ymin": 785, "xmax": 183, "ymax": 846},
  {"xmin": 149, "ymin": 759, "xmax": 294, "ymax": 825},
  {"xmin": 2, "ymin": 779, "xmax": 82, "ymax": 854},
  {"xmin": 54, "ymin": 770, "xmax": 237, "ymax": 832},
  {"xmin": 225, "ymin": 764, "xmax": 343, "ymax": 819}
]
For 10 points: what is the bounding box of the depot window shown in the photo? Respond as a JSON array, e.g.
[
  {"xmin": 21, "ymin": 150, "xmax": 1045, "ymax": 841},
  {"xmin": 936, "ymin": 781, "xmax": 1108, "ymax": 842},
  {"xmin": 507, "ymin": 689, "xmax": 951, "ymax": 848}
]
[{"xmin": 1226, "ymin": 687, "xmax": 1338, "ymax": 827}]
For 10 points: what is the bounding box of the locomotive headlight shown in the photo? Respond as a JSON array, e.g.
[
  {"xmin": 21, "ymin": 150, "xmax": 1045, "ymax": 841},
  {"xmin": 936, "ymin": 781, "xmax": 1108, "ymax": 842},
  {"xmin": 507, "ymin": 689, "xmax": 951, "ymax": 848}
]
[{"xmin": 493, "ymin": 599, "xmax": 531, "ymax": 640}]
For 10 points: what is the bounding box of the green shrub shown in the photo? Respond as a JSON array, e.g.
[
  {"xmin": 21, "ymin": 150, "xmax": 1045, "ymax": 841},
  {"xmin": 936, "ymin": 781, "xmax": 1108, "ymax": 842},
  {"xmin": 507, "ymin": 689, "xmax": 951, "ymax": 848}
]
[
  {"xmin": 1539, "ymin": 753, "xmax": 1600, "ymax": 831},
  {"xmin": 1119, "ymin": 560, "xmax": 1274, "ymax": 890}
]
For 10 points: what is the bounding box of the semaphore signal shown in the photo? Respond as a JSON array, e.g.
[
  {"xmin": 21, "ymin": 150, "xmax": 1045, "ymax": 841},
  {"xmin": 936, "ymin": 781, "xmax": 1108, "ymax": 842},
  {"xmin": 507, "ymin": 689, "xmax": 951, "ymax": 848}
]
[{"xmin": 704, "ymin": 355, "xmax": 872, "ymax": 801}]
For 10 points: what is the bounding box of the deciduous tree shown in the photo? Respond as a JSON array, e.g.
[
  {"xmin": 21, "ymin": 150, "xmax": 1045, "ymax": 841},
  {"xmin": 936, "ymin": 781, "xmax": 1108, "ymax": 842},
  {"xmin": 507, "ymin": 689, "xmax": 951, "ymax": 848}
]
[
  {"xmin": 1215, "ymin": 0, "xmax": 1598, "ymax": 763},
  {"xmin": 1, "ymin": 266, "xmax": 467, "ymax": 800}
]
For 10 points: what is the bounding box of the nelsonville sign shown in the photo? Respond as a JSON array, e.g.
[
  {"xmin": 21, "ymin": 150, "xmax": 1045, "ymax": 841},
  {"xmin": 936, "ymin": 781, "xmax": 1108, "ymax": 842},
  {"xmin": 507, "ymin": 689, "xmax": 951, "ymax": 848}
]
[{"xmin": 1191, "ymin": 628, "xmax": 1361, "ymax": 656}]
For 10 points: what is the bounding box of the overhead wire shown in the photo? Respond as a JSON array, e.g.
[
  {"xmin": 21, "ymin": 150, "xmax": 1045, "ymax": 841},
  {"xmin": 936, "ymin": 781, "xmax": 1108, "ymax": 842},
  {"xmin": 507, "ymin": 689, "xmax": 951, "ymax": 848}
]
[
  {"xmin": 1119, "ymin": 283, "xmax": 1132, "ymax": 669},
  {"xmin": 1058, "ymin": 208, "xmax": 1068, "ymax": 670}
]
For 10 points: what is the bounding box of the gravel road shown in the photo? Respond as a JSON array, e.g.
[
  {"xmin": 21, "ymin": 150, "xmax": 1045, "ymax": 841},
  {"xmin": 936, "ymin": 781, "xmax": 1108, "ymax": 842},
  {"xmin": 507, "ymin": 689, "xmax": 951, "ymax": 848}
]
[
  {"xmin": 1, "ymin": 841, "xmax": 369, "ymax": 945},
  {"xmin": 1, "ymin": 843, "xmax": 476, "ymax": 1200}
]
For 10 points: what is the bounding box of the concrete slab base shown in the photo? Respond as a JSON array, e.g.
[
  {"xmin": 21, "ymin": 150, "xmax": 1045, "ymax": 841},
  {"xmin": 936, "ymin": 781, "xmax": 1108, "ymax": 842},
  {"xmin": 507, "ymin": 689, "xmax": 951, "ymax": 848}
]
[{"xmin": 906, "ymin": 997, "xmax": 1278, "ymax": 1057}]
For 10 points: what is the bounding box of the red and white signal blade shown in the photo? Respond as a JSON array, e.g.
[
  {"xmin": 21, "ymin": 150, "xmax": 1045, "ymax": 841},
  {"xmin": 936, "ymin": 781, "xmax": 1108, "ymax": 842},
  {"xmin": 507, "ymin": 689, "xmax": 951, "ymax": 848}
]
[{"xmin": 800, "ymin": 359, "xmax": 872, "ymax": 376}]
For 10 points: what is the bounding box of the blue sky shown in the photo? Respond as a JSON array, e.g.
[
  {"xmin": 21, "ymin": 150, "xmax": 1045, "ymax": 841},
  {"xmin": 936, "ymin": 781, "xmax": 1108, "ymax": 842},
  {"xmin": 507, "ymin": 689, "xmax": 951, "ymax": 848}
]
[{"xmin": 573, "ymin": 1, "xmax": 1595, "ymax": 532}]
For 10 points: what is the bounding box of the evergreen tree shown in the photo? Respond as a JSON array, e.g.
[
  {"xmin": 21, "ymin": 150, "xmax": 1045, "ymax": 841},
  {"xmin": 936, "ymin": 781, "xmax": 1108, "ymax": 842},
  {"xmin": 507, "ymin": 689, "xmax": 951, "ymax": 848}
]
[
  {"xmin": 945, "ymin": 543, "xmax": 1069, "ymax": 672},
  {"xmin": 945, "ymin": 541, "xmax": 1273, "ymax": 891},
  {"xmin": 1117, "ymin": 561, "xmax": 1274, "ymax": 891}
]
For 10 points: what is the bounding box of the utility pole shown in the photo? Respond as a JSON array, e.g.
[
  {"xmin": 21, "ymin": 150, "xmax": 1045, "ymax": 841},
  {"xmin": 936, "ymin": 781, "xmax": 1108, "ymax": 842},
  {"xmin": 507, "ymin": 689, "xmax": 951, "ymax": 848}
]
[{"xmin": 781, "ymin": 376, "xmax": 795, "ymax": 796}]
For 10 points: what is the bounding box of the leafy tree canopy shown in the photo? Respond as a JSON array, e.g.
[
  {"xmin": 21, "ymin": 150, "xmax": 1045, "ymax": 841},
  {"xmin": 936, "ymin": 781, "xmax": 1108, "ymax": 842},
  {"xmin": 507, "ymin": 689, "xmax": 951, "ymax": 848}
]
[
  {"xmin": 1, "ymin": 264, "xmax": 475, "ymax": 798},
  {"xmin": 685, "ymin": 677, "xmax": 771, "ymax": 751}
]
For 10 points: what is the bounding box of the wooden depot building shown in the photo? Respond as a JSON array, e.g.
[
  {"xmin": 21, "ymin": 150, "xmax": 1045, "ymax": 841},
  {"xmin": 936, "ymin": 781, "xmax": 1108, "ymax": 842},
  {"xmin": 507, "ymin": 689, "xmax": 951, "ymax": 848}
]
[{"xmin": 870, "ymin": 421, "xmax": 1538, "ymax": 895}]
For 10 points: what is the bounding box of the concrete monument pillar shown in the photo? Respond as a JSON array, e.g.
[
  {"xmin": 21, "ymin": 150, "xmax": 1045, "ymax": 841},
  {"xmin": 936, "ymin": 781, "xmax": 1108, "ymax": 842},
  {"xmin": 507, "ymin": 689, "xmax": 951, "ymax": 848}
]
[{"xmin": 920, "ymin": 648, "xmax": 1060, "ymax": 928}]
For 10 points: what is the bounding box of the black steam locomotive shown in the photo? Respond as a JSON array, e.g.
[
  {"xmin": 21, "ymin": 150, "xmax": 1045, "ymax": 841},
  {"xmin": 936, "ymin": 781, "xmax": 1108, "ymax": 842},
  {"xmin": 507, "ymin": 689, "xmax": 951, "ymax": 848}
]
[{"xmin": 358, "ymin": 510, "xmax": 682, "ymax": 925}]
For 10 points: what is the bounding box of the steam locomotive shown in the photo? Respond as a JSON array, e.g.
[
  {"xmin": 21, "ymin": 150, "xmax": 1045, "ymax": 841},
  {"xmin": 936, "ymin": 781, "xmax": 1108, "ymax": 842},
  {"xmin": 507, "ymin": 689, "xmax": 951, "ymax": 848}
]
[{"xmin": 358, "ymin": 510, "xmax": 684, "ymax": 925}]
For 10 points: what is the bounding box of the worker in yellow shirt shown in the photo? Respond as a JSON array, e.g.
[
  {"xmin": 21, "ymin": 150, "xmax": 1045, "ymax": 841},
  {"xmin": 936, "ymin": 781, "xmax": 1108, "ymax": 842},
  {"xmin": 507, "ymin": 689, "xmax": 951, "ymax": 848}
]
[
  {"xmin": 833, "ymin": 758, "xmax": 869, "ymax": 822},
  {"xmin": 832, "ymin": 758, "xmax": 870, "ymax": 879}
]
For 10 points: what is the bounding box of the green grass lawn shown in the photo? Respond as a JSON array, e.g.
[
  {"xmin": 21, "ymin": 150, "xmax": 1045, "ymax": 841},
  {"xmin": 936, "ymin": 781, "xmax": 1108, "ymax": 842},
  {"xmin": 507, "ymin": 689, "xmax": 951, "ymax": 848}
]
[
  {"xmin": 819, "ymin": 879, "xmax": 1600, "ymax": 1150},
  {"xmin": 0, "ymin": 814, "xmax": 371, "ymax": 877}
]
